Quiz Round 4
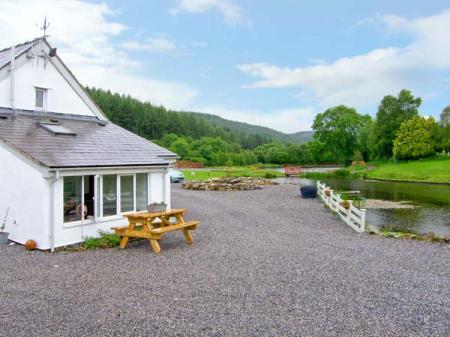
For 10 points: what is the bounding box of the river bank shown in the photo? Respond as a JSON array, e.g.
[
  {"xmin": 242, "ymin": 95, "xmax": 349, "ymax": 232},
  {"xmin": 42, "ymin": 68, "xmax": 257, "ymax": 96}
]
[{"xmin": 365, "ymin": 156, "xmax": 450, "ymax": 184}]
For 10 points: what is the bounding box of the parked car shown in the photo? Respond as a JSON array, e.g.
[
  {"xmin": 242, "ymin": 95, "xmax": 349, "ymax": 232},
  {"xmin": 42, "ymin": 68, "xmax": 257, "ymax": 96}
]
[{"xmin": 169, "ymin": 169, "xmax": 185, "ymax": 183}]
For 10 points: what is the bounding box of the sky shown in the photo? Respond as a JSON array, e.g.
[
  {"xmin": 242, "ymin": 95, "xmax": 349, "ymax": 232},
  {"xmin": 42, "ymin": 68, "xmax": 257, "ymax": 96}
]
[{"xmin": 0, "ymin": 0, "xmax": 449, "ymax": 133}]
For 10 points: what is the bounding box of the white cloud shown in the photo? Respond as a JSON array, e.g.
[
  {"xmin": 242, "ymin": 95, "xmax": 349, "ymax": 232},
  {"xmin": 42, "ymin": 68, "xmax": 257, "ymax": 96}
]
[
  {"xmin": 190, "ymin": 41, "xmax": 208, "ymax": 48},
  {"xmin": 0, "ymin": 0, "xmax": 198, "ymax": 110},
  {"xmin": 195, "ymin": 105, "xmax": 317, "ymax": 133},
  {"xmin": 121, "ymin": 37, "xmax": 177, "ymax": 53},
  {"xmin": 171, "ymin": 0, "xmax": 251, "ymax": 26},
  {"xmin": 238, "ymin": 9, "xmax": 450, "ymax": 109}
]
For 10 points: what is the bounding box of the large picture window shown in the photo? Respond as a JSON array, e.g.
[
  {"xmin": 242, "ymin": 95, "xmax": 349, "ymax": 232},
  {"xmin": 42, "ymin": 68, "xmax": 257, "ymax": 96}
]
[
  {"xmin": 136, "ymin": 173, "xmax": 148, "ymax": 211},
  {"xmin": 63, "ymin": 175, "xmax": 95, "ymax": 223},
  {"xmin": 102, "ymin": 175, "xmax": 117, "ymax": 216},
  {"xmin": 63, "ymin": 176, "xmax": 82, "ymax": 223},
  {"xmin": 120, "ymin": 175, "xmax": 134, "ymax": 213},
  {"xmin": 63, "ymin": 173, "xmax": 149, "ymax": 222}
]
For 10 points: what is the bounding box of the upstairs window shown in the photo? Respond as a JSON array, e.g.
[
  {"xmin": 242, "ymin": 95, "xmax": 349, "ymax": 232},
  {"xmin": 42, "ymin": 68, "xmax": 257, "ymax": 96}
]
[{"xmin": 35, "ymin": 87, "xmax": 47, "ymax": 110}]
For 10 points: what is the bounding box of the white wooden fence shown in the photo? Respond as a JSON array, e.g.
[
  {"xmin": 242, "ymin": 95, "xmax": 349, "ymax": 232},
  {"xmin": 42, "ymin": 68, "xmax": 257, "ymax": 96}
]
[{"xmin": 317, "ymin": 181, "xmax": 366, "ymax": 233}]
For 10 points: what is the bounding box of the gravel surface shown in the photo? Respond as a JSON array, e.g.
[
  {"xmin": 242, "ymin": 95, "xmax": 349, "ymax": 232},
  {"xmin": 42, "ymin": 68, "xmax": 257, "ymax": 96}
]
[{"xmin": 0, "ymin": 183, "xmax": 449, "ymax": 337}]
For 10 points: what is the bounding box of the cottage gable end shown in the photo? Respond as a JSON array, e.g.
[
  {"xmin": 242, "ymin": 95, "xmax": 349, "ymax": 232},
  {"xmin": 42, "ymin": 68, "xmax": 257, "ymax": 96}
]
[{"xmin": 0, "ymin": 39, "xmax": 106, "ymax": 120}]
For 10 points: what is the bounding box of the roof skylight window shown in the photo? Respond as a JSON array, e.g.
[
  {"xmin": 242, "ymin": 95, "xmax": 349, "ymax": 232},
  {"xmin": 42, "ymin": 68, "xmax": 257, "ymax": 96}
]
[{"xmin": 38, "ymin": 122, "xmax": 76, "ymax": 135}]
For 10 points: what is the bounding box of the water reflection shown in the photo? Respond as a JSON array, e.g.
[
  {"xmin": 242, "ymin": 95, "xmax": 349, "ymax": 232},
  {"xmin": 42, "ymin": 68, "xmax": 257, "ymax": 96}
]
[{"xmin": 284, "ymin": 177, "xmax": 450, "ymax": 236}]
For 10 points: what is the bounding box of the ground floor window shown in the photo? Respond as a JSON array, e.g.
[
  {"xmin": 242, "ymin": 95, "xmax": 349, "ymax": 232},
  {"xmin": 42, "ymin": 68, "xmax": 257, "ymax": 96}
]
[
  {"xmin": 63, "ymin": 175, "xmax": 95, "ymax": 223},
  {"xmin": 136, "ymin": 173, "xmax": 148, "ymax": 211},
  {"xmin": 63, "ymin": 173, "xmax": 150, "ymax": 223},
  {"xmin": 103, "ymin": 174, "xmax": 117, "ymax": 216},
  {"xmin": 120, "ymin": 175, "xmax": 134, "ymax": 213}
]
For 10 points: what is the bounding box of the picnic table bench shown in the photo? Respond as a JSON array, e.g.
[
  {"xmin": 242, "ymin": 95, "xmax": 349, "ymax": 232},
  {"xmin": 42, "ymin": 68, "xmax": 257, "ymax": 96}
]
[{"xmin": 112, "ymin": 208, "xmax": 199, "ymax": 253}]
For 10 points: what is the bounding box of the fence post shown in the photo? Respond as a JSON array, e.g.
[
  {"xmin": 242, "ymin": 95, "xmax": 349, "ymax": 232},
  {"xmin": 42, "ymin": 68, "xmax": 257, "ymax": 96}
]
[
  {"xmin": 329, "ymin": 189, "xmax": 334, "ymax": 209},
  {"xmin": 360, "ymin": 208, "xmax": 367, "ymax": 232},
  {"xmin": 346, "ymin": 200, "xmax": 352, "ymax": 221}
]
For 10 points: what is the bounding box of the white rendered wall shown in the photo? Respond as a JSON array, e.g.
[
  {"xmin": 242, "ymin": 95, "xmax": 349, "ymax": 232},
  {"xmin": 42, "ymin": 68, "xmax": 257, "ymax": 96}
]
[
  {"xmin": 52, "ymin": 170, "xmax": 171, "ymax": 248},
  {"xmin": 0, "ymin": 56, "xmax": 96, "ymax": 117},
  {"xmin": 0, "ymin": 144, "xmax": 49, "ymax": 248}
]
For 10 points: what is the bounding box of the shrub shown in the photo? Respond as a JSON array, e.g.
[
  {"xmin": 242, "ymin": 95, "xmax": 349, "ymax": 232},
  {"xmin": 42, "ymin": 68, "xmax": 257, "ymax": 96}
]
[
  {"xmin": 83, "ymin": 231, "xmax": 121, "ymax": 249},
  {"xmin": 393, "ymin": 116, "xmax": 437, "ymax": 159},
  {"xmin": 264, "ymin": 172, "xmax": 278, "ymax": 179},
  {"xmin": 333, "ymin": 169, "xmax": 350, "ymax": 178}
]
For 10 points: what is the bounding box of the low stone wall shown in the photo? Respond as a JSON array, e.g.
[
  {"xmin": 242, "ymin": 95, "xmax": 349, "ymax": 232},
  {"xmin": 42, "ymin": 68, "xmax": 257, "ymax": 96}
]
[{"xmin": 183, "ymin": 177, "xmax": 276, "ymax": 191}]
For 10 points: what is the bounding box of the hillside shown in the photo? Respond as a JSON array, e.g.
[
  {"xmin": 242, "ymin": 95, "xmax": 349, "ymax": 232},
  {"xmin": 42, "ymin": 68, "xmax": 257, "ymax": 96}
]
[
  {"xmin": 87, "ymin": 87, "xmax": 313, "ymax": 146},
  {"xmin": 190, "ymin": 112, "xmax": 314, "ymax": 144}
]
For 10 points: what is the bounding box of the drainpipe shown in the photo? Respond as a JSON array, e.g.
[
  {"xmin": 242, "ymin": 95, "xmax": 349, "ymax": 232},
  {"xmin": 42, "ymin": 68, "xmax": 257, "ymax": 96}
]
[
  {"xmin": 9, "ymin": 45, "xmax": 17, "ymax": 117},
  {"xmin": 49, "ymin": 170, "xmax": 59, "ymax": 252}
]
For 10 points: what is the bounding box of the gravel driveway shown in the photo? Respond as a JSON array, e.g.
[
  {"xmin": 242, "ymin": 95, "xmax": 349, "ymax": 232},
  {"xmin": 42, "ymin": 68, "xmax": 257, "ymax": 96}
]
[{"xmin": 0, "ymin": 183, "xmax": 449, "ymax": 337}]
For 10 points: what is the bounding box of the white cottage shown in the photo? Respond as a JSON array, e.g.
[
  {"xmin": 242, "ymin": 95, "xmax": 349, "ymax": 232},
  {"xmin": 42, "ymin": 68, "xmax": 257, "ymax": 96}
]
[{"xmin": 0, "ymin": 38, "xmax": 178, "ymax": 251}]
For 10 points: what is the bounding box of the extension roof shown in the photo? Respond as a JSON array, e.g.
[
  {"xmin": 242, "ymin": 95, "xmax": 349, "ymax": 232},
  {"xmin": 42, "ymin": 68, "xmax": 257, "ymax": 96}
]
[{"xmin": 0, "ymin": 109, "xmax": 178, "ymax": 169}]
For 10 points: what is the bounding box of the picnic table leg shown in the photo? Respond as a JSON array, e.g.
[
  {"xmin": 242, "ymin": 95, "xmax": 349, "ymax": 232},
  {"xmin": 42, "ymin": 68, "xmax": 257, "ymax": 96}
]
[
  {"xmin": 119, "ymin": 237, "xmax": 129, "ymax": 249},
  {"xmin": 182, "ymin": 229, "xmax": 193, "ymax": 244},
  {"xmin": 119, "ymin": 220, "xmax": 137, "ymax": 249},
  {"xmin": 149, "ymin": 239, "xmax": 161, "ymax": 253}
]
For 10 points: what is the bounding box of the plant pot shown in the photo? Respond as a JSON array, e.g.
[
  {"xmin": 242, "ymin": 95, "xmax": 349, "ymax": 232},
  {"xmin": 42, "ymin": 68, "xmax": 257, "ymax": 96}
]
[
  {"xmin": 0, "ymin": 232, "xmax": 9, "ymax": 245},
  {"xmin": 300, "ymin": 185, "xmax": 317, "ymax": 198},
  {"xmin": 341, "ymin": 201, "xmax": 351, "ymax": 209},
  {"xmin": 147, "ymin": 203, "xmax": 167, "ymax": 213}
]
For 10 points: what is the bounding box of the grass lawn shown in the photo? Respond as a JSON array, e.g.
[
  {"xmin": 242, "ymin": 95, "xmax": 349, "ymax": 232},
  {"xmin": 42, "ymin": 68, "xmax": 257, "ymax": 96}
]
[
  {"xmin": 180, "ymin": 166, "xmax": 284, "ymax": 181},
  {"xmin": 366, "ymin": 156, "xmax": 450, "ymax": 183}
]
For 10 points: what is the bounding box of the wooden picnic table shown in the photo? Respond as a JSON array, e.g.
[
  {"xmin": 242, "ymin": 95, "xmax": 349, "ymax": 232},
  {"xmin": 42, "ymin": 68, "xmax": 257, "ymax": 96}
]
[{"xmin": 112, "ymin": 208, "xmax": 199, "ymax": 253}]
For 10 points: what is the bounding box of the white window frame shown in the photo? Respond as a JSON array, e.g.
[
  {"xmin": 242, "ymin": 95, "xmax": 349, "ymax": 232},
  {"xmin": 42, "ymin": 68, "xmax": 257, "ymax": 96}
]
[
  {"xmin": 35, "ymin": 87, "xmax": 48, "ymax": 111},
  {"xmin": 100, "ymin": 174, "xmax": 119, "ymax": 220},
  {"xmin": 118, "ymin": 174, "xmax": 136, "ymax": 214},
  {"xmin": 63, "ymin": 175, "xmax": 95, "ymax": 226},
  {"xmin": 63, "ymin": 173, "xmax": 150, "ymax": 225}
]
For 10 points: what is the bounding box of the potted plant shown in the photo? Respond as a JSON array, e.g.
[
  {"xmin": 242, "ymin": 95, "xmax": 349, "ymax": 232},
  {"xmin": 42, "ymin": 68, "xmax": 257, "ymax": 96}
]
[
  {"xmin": 147, "ymin": 202, "xmax": 167, "ymax": 213},
  {"xmin": 0, "ymin": 207, "xmax": 10, "ymax": 245},
  {"xmin": 340, "ymin": 200, "xmax": 351, "ymax": 209}
]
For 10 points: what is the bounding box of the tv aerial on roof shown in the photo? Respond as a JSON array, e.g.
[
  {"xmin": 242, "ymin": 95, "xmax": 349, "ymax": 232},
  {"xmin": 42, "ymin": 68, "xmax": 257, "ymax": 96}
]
[{"xmin": 40, "ymin": 17, "xmax": 50, "ymax": 39}]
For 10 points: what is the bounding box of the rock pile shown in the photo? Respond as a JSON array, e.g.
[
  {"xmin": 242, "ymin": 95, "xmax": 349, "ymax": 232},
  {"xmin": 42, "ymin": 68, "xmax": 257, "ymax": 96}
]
[{"xmin": 183, "ymin": 177, "xmax": 276, "ymax": 191}]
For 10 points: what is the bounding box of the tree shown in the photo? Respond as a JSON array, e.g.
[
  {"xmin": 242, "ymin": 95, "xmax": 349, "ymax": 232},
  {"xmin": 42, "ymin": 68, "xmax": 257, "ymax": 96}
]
[
  {"xmin": 393, "ymin": 116, "xmax": 437, "ymax": 159},
  {"xmin": 372, "ymin": 89, "xmax": 421, "ymax": 159},
  {"xmin": 312, "ymin": 105, "xmax": 366, "ymax": 164},
  {"xmin": 437, "ymin": 106, "xmax": 450, "ymax": 153},
  {"xmin": 357, "ymin": 115, "xmax": 374, "ymax": 160}
]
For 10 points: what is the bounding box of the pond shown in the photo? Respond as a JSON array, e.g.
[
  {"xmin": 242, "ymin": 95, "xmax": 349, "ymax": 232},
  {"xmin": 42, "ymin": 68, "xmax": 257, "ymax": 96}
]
[{"xmin": 286, "ymin": 177, "xmax": 450, "ymax": 236}]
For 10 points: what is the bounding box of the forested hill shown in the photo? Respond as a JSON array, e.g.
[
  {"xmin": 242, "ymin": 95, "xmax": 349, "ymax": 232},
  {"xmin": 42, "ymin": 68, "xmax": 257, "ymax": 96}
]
[
  {"xmin": 86, "ymin": 87, "xmax": 313, "ymax": 147},
  {"xmin": 190, "ymin": 113, "xmax": 313, "ymax": 144}
]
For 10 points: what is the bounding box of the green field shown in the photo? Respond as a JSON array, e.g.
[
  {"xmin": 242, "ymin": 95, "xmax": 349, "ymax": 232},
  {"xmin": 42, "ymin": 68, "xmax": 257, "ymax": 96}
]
[
  {"xmin": 180, "ymin": 166, "xmax": 284, "ymax": 181},
  {"xmin": 366, "ymin": 156, "xmax": 450, "ymax": 184}
]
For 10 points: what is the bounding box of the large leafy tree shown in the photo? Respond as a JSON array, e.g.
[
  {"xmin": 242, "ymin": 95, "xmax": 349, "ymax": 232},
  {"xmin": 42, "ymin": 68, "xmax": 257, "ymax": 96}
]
[
  {"xmin": 312, "ymin": 105, "xmax": 367, "ymax": 163},
  {"xmin": 372, "ymin": 89, "xmax": 421, "ymax": 159},
  {"xmin": 393, "ymin": 116, "xmax": 437, "ymax": 159},
  {"xmin": 437, "ymin": 106, "xmax": 450, "ymax": 153}
]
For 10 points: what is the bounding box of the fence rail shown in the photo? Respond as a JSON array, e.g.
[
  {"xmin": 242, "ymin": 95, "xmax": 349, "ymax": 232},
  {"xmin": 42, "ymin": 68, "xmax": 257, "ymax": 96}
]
[{"xmin": 317, "ymin": 181, "xmax": 366, "ymax": 233}]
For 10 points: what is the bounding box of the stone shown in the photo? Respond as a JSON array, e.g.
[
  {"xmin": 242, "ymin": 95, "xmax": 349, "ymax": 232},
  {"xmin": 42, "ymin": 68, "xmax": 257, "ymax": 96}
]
[{"xmin": 183, "ymin": 177, "xmax": 275, "ymax": 191}]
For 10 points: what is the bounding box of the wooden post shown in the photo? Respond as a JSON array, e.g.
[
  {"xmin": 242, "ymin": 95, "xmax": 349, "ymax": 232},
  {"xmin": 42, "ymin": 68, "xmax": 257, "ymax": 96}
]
[{"xmin": 360, "ymin": 209, "xmax": 367, "ymax": 232}]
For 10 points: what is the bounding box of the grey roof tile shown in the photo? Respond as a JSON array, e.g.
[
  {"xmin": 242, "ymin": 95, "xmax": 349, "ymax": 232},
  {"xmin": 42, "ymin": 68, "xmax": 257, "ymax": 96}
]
[
  {"xmin": 0, "ymin": 110, "xmax": 178, "ymax": 168},
  {"xmin": 0, "ymin": 38, "xmax": 40, "ymax": 69}
]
